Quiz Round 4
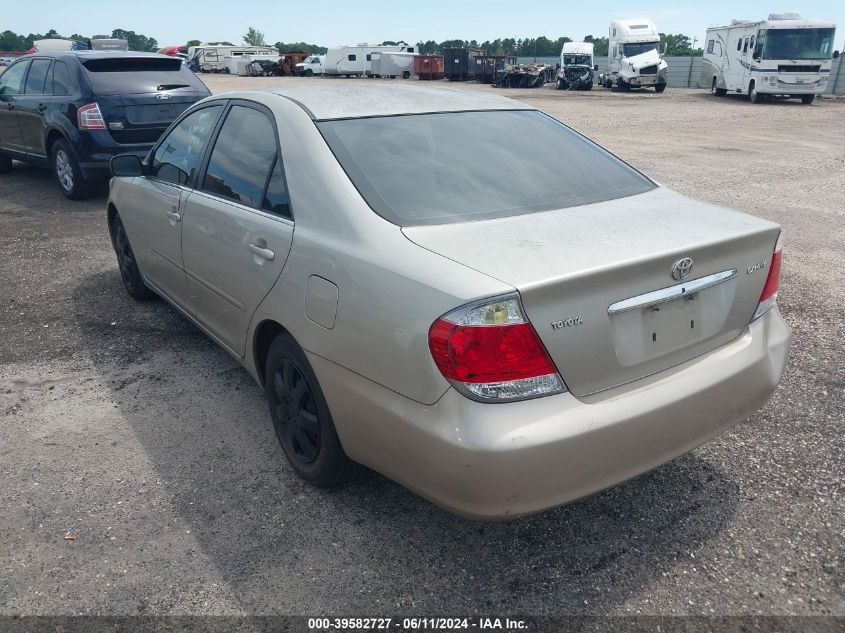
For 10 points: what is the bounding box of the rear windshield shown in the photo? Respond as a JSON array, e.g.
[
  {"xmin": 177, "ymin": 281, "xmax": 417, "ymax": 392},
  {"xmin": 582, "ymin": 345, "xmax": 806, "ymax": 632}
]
[
  {"xmin": 317, "ymin": 110, "xmax": 654, "ymax": 226},
  {"xmin": 82, "ymin": 57, "xmax": 203, "ymax": 94}
]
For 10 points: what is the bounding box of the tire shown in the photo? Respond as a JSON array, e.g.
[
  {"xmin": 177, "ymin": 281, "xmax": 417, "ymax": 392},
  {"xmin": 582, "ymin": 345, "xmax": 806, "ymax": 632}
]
[
  {"xmin": 655, "ymin": 81, "xmax": 667, "ymax": 93},
  {"xmin": 265, "ymin": 334, "xmax": 354, "ymax": 488},
  {"xmin": 604, "ymin": 77, "xmax": 613, "ymax": 89},
  {"xmin": 748, "ymin": 81, "xmax": 763, "ymax": 104},
  {"xmin": 801, "ymin": 94, "xmax": 815, "ymax": 105},
  {"xmin": 0, "ymin": 153, "xmax": 12, "ymax": 174},
  {"xmin": 711, "ymin": 77, "xmax": 727, "ymax": 96},
  {"xmin": 305, "ymin": 69, "xmax": 314, "ymax": 77},
  {"xmin": 402, "ymin": 71, "xmax": 410, "ymax": 79},
  {"xmin": 557, "ymin": 79, "xmax": 565, "ymax": 90},
  {"xmin": 110, "ymin": 213, "xmax": 154, "ymax": 300},
  {"xmin": 51, "ymin": 139, "xmax": 91, "ymax": 200}
]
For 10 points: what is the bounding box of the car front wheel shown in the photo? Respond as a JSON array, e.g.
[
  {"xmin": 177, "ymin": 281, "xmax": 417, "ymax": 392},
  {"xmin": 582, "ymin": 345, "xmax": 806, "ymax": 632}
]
[
  {"xmin": 266, "ymin": 334, "xmax": 354, "ymax": 487},
  {"xmin": 51, "ymin": 139, "xmax": 91, "ymax": 200}
]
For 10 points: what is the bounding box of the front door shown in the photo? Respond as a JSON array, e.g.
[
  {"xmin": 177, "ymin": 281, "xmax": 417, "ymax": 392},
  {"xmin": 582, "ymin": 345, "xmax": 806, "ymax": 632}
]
[
  {"xmin": 0, "ymin": 59, "xmax": 30, "ymax": 155},
  {"xmin": 182, "ymin": 103, "xmax": 293, "ymax": 356},
  {"xmin": 119, "ymin": 103, "xmax": 224, "ymax": 309}
]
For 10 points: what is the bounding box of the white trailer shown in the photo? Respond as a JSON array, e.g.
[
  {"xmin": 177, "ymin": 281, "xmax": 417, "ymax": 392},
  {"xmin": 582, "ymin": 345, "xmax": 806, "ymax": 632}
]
[
  {"xmin": 223, "ymin": 53, "xmax": 279, "ymax": 75},
  {"xmin": 370, "ymin": 51, "xmax": 415, "ymax": 78},
  {"xmin": 187, "ymin": 44, "xmax": 278, "ymax": 72},
  {"xmin": 599, "ymin": 19, "xmax": 669, "ymax": 92},
  {"xmin": 700, "ymin": 13, "xmax": 837, "ymax": 104},
  {"xmin": 324, "ymin": 43, "xmax": 417, "ymax": 76}
]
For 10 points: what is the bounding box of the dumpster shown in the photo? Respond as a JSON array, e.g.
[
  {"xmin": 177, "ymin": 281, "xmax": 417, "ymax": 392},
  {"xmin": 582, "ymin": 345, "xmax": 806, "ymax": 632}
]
[
  {"xmin": 443, "ymin": 48, "xmax": 484, "ymax": 81},
  {"xmin": 414, "ymin": 55, "xmax": 445, "ymax": 80}
]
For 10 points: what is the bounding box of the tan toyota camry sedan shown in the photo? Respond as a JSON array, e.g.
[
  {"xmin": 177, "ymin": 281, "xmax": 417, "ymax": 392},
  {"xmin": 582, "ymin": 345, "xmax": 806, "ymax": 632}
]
[{"xmin": 106, "ymin": 84, "xmax": 790, "ymax": 519}]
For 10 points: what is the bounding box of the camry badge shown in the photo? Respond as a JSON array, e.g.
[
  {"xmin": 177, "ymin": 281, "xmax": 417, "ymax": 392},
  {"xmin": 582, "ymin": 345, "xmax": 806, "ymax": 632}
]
[{"xmin": 671, "ymin": 257, "xmax": 694, "ymax": 281}]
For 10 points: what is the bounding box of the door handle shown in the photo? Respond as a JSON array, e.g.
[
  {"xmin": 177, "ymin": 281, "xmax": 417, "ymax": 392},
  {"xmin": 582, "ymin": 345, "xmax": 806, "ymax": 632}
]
[
  {"xmin": 166, "ymin": 210, "xmax": 181, "ymax": 222},
  {"xmin": 248, "ymin": 242, "xmax": 275, "ymax": 261},
  {"xmin": 37, "ymin": 103, "xmax": 47, "ymax": 112}
]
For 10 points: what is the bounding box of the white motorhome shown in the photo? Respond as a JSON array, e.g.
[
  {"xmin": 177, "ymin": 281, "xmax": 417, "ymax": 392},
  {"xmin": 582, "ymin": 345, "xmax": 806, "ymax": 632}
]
[
  {"xmin": 188, "ymin": 44, "xmax": 278, "ymax": 72},
  {"xmin": 295, "ymin": 55, "xmax": 326, "ymax": 76},
  {"xmin": 324, "ymin": 43, "xmax": 417, "ymax": 76},
  {"xmin": 701, "ymin": 13, "xmax": 837, "ymax": 104},
  {"xmin": 370, "ymin": 51, "xmax": 415, "ymax": 79},
  {"xmin": 600, "ymin": 19, "xmax": 669, "ymax": 92},
  {"xmin": 557, "ymin": 41, "xmax": 596, "ymax": 90}
]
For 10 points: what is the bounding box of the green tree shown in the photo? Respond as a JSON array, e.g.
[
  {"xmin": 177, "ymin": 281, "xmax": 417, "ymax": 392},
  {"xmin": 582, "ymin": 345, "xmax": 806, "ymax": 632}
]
[
  {"xmin": 274, "ymin": 41, "xmax": 327, "ymax": 54},
  {"xmin": 243, "ymin": 27, "xmax": 266, "ymax": 46},
  {"xmin": 186, "ymin": 39, "xmax": 201, "ymax": 49},
  {"xmin": 659, "ymin": 33, "xmax": 702, "ymax": 56},
  {"xmin": 111, "ymin": 29, "xmax": 158, "ymax": 52},
  {"xmin": 584, "ymin": 35, "xmax": 609, "ymax": 56}
]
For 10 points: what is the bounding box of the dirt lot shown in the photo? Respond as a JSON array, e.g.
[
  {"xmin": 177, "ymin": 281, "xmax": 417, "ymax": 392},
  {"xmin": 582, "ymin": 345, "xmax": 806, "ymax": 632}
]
[{"xmin": 1, "ymin": 78, "xmax": 843, "ymax": 617}]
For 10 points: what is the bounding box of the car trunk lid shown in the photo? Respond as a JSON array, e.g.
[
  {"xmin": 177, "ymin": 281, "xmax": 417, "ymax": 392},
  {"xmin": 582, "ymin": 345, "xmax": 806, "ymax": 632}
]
[{"xmin": 403, "ymin": 187, "xmax": 780, "ymax": 396}]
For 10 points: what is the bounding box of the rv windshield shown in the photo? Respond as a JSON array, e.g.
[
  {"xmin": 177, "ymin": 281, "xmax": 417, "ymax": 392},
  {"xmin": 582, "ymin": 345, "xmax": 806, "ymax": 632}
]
[
  {"xmin": 317, "ymin": 110, "xmax": 654, "ymax": 226},
  {"xmin": 763, "ymin": 28, "xmax": 835, "ymax": 60},
  {"xmin": 563, "ymin": 55, "xmax": 592, "ymax": 66},
  {"xmin": 622, "ymin": 42, "xmax": 659, "ymax": 56}
]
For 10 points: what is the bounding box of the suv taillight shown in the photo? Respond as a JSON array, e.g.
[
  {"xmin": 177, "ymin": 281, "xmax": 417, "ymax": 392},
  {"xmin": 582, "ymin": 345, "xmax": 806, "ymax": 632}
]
[
  {"xmin": 429, "ymin": 294, "xmax": 565, "ymax": 402},
  {"xmin": 77, "ymin": 103, "xmax": 106, "ymax": 130},
  {"xmin": 753, "ymin": 233, "xmax": 783, "ymax": 320}
]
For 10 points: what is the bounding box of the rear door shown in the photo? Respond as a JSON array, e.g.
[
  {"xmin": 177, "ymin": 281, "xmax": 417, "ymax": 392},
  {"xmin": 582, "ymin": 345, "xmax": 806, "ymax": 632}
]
[
  {"xmin": 0, "ymin": 59, "xmax": 30, "ymax": 154},
  {"xmin": 119, "ymin": 103, "xmax": 224, "ymax": 309},
  {"xmin": 182, "ymin": 102, "xmax": 293, "ymax": 357},
  {"xmin": 17, "ymin": 57, "xmax": 52, "ymax": 159},
  {"xmin": 79, "ymin": 56, "xmax": 210, "ymax": 147}
]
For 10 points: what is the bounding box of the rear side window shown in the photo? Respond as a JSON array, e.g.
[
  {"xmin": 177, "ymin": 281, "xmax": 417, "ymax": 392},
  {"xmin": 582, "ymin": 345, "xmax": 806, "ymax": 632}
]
[
  {"xmin": 51, "ymin": 61, "xmax": 74, "ymax": 95},
  {"xmin": 0, "ymin": 60, "xmax": 30, "ymax": 95},
  {"xmin": 82, "ymin": 57, "xmax": 205, "ymax": 94},
  {"xmin": 24, "ymin": 59, "xmax": 52, "ymax": 94},
  {"xmin": 262, "ymin": 156, "xmax": 291, "ymax": 219},
  {"xmin": 203, "ymin": 105, "xmax": 278, "ymax": 208},
  {"xmin": 706, "ymin": 40, "xmax": 715, "ymax": 54},
  {"xmin": 152, "ymin": 105, "xmax": 223, "ymax": 185},
  {"xmin": 318, "ymin": 110, "xmax": 654, "ymax": 226}
]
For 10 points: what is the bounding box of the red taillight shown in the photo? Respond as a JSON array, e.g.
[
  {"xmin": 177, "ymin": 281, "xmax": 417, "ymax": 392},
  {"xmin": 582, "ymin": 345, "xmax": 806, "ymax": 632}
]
[
  {"xmin": 77, "ymin": 103, "xmax": 106, "ymax": 130},
  {"xmin": 428, "ymin": 294, "xmax": 565, "ymax": 402},
  {"xmin": 753, "ymin": 234, "xmax": 783, "ymax": 320}
]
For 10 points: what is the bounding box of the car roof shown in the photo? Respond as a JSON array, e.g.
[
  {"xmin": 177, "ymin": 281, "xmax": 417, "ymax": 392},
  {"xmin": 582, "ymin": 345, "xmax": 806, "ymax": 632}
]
[{"xmin": 261, "ymin": 84, "xmax": 533, "ymax": 120}]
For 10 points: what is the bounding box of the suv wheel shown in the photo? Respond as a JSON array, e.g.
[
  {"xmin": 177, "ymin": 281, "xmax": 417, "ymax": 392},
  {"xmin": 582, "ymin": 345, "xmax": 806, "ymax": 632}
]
[
  {"xmin": 266, "ymin": 334, "xmax": 355, "ymax": 487},
  {"xmin": 52, "ymin": 139, "xmax": 91, "ymax": 200},
  {"xmin": 0, "ymin": 154, "xmax": 12, "ymax": 174}
]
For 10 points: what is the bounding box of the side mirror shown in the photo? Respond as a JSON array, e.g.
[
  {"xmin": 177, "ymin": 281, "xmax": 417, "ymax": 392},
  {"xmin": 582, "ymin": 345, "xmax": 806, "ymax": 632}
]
[
  {"xmin": 594, "ymin": 64, "xmax": 599, "ymax": 71},
  {"xmin": 110, "ymin": 154, "xmax": 144, "ymax": 178},
  {"xmin": 834, "ymin": 50, "xmax": 840, "ymax": 59}
]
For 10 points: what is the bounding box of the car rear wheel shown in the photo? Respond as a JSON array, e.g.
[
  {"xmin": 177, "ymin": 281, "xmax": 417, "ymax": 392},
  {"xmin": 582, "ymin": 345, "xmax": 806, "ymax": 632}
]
[
  {"xmin": 51, "ymin": 139, "xmax": 91, "ymax": 200},
  {"xmin": 0, "ymin": 154, "xmax": 12, "ymax": 174},
  {"xmin": 110, "ymin": 214, "xmax": 154, "ymax": 300},
  {"xmin": 266, "ymin": 334, "xmax": 355, "ymax": 487},
  {"xmin": 801, "ymin": 94, "xmax": 815, "ymax": 105}
]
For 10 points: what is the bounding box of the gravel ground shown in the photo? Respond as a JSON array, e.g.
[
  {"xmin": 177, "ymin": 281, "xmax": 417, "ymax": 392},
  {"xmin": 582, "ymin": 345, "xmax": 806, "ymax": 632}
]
[{"xmin": 0, "ymin": 78, "xmax": 843, "ymax": 617}]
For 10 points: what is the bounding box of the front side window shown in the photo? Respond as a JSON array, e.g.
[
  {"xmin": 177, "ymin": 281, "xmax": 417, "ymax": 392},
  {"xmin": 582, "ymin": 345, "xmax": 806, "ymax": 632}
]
[
  {"xmin": 203, "ymin": 105, "xmax": 277, "ymax": 208},
  {"xmin": 0, "ymin": 60, "xmax": 30, "ymax": 95},
  {"xmin": 707, "ymin": 40, "xmax": 715, "ymax": 54},
  {"xmin": 152, "ymin": 105, "xmax": 223, "ymax": 185},
  {"xmin": 24, "ymin": 59, "xmax": 52, "ymax": 94},
  {"xmin": 318, "ymin": 110, "xmax": 654, "ymax": 227},
  {"xmin": 348, "ymin": 54, "xmax": 357, "ymax": 61}
]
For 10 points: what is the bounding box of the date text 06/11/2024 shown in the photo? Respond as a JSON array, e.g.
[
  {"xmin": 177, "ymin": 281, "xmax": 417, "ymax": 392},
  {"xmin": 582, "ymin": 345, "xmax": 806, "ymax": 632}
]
[{"xmin": 307, "ymin": 618, "xmax": 529, "ymax": 630}]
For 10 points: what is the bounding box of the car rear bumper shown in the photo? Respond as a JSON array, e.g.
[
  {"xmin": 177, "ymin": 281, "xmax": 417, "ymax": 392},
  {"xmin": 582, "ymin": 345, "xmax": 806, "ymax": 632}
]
[
  {"xmin": 76, "ymin": 130, "xmax": 152, "ymax": 181},
  {"xmin": 310, "ymin": 308, "xmax": 790, "ymax": 520}
]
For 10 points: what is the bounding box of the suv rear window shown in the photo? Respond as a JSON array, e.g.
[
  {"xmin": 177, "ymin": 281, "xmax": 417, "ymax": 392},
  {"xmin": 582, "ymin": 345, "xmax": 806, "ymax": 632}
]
[
  {"xmin": 317, "ymin": 110, "xmax": 655, "ymax": 226},
  {"xmin": 81, "ymin": 57, "xmax": 204, "ymax": 94}
]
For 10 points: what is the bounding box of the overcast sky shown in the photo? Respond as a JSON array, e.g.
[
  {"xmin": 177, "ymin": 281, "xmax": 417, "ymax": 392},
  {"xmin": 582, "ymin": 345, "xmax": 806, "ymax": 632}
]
[{"xmin": 6, "ymin": 0, "xmax": 844, "ymax": 49}]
